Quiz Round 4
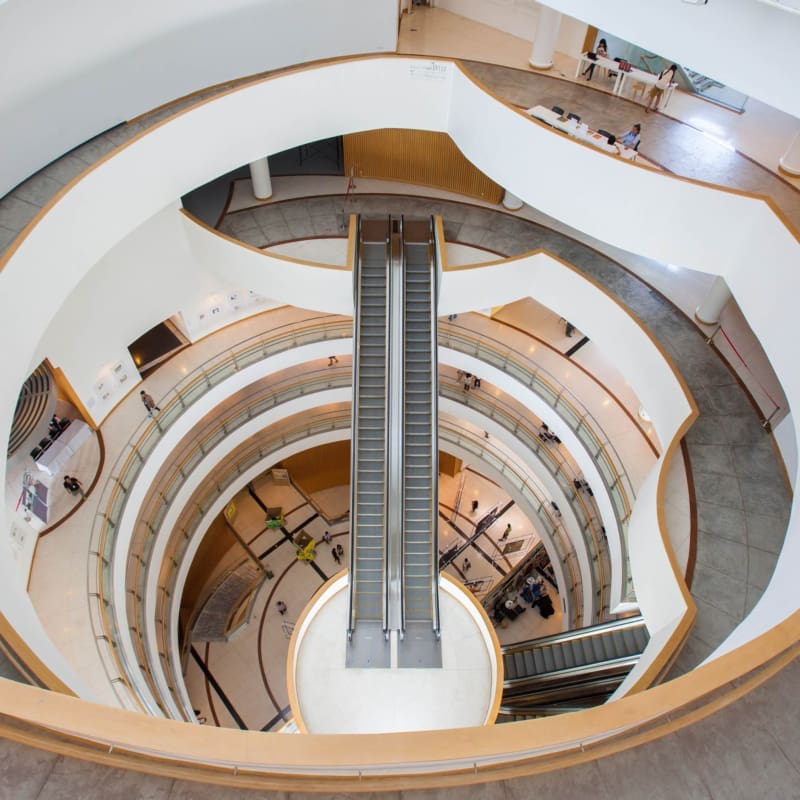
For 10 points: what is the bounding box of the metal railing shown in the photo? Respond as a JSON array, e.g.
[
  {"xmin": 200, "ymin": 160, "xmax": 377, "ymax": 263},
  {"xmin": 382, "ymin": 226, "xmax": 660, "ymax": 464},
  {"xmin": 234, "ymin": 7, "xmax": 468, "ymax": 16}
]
[
  {"xmin": 88, "ymin": 315, "xmax": 642, "ymax": 714},
  {"xmin": 86, "ymin": 315, "xmax": 352, "ymax": 711},
  {"xmin": 439, "ymin": 323, "xmax": 637, "ymax": 600},
  {"xmin": 439, "ymin": 423, "xmax": 583, "ymax": 629},
  {"xmin": 440, "ymin": 378, "xmax": 611, "ymax": 620}
]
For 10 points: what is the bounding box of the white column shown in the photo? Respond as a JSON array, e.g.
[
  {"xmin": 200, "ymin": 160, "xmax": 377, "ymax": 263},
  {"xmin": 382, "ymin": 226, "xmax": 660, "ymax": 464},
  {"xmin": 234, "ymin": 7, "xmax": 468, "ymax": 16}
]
[
  {"xmin": 249, "ymin": 158, "xmax": 272, "ymax": 200},
  {"xmin": 502, "ymin": 190, "xmax": 523, "ymax": 211},
  {"xmin": 778, "ymin": 131, "xmax": 800, "ymax": 176},
  {"xmin": 529, "ymin": 6, "xmax": 562, "ymax": 70},
  {"xmin": 695, "ymin": 276, "xmax": 731, "ymax": 325}
]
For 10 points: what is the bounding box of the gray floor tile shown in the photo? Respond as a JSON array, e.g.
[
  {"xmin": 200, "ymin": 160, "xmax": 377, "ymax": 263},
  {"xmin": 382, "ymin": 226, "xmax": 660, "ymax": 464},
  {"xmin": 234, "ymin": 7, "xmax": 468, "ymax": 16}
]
[
  {"xmin": 745, "ymin": 510, "xmax": 789, "ymax": 555},
  {"xmin": 694, "ymin": 531, "xmax": 747, "ymax": 580},
  {"xmin": 687, "ymin": 443, "xmax": 736, "ymax": 476},
  {"xmin": 690, "ymin": 563, "xmax": 747, "ymax": 619},
  {"xmin": 692, "ymin": 472, "xmax": 743, "ymax": 510},
  {"xmin": 746, "ymin": 545, "xmax": 779, "ymax": 591}
]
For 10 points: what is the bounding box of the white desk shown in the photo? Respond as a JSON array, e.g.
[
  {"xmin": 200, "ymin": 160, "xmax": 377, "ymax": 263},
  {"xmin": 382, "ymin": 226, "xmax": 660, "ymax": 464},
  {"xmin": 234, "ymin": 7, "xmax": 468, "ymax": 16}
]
[
  {"xmin": 35, "ymin": 420, "xmax": 92, "ymax": 476},
  {"xmin": 617, "ymin": 67, "xmax": 677, "ymax": 109},
  {"xmin": 575, "ymin": 54, "xmax": 676, "ymax": 109},
  {"xmin": 526, "ymin": 105, "xmax": 638, "ymax": 161},
  {"xmin": 575, "ymin": 53, "xmax": 625, "ymax": 94}
]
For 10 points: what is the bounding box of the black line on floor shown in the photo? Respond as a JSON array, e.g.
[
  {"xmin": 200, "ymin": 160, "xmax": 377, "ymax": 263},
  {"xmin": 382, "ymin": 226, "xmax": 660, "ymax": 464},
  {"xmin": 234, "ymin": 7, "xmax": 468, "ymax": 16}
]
[
  {"xmin": 565, "ymin": 335, "xmax": 591, "ymax": 358},
  {"xmin": 260, "ymin": 705, "xmax": 292, "ymax": 732},
  {"xmin": 190, "ymin": 646, "xmax": 248, "ymax": 730},
  {"xmin": 437, "ymin": 509, "xmax": 509, "ymax": 577},
  {"xmin": 248, "ymin": 484, "xmax": 330, "ymax": 580},
  {"xmin": 290, "ymin": 512, "xmax": 319, "ymax": 534},
  {"xmin": 258, "ymin": 537, "xmax": 291, "ymax": 560}
]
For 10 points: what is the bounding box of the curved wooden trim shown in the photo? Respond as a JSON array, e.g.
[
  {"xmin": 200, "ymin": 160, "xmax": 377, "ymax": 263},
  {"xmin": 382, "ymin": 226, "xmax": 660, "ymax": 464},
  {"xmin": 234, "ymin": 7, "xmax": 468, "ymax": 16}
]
[
  {"xmin": 0, "ymin": 612, "xmax": 799, "ymax": 790},
  {"xmin": 180, "ymin": 208, "xmax": 351, "ymax": 271},
  {"xmin": 681, "ymin": 437, "xmax": 699, "ymax": 589},
  {"xmin": 4, "ymin": 52, "xmax": 799, "ymax": 285},
  {"xmin": 452, "ymin": 60, "xmax": 800, "ymax": 244},
  {"xmin": 0, "ymin": 615, "xmax": 75, "ymax": 696},
  {"xmin": 489, "ymin": 313, "xmax": 660, "ymax": 458}
]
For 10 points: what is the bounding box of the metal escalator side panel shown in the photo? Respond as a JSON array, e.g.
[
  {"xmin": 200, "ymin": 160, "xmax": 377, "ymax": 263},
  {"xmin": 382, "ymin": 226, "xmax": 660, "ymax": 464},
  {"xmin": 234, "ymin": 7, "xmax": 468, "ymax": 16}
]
[
  {"xmin": 399, "ymin": 216, "xmax": 440, "ymax": 638},
  {"xmin": 348, "ymin": 216, "xmax": 391, "ymax": 640},
  {"xmin": 386, "ymin": 215, "xmax": 405, "ymax": 634},
  {"xmin": 500, "ymin": 616, "xmax": 649, "ymax": 658}
]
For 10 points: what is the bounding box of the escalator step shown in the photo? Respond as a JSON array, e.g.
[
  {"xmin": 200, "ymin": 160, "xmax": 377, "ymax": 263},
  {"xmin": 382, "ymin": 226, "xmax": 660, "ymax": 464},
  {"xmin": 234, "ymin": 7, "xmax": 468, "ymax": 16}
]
[
  {"xmin": 533, "ymin": 649, "xmax": 546, "ymax": 672},
  {"xmin": 523, "ymin": 649, "xmax": 535, "ymax": 675}
]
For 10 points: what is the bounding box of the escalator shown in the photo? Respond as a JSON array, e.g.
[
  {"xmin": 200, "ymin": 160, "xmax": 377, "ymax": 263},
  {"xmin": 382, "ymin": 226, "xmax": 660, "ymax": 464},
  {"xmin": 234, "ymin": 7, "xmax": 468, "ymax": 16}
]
[
  {"xmin": 347, "ymin": 216, "xmax": 440, "ymax": 667},
  {"xmin": 347, "ymin": 218, "xmax": 391, "ymax": 664},
  {"xmin": 498, "ymin": 616, "xmax": 649, "ymax": 720},
  {"xmin": 399, "ymin": 218, "xmax": 440, "ymax": 665}
]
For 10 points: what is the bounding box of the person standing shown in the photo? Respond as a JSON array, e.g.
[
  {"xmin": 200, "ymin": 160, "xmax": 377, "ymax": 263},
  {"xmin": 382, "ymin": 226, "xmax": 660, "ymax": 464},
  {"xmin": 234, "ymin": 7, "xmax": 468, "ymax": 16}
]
[
  {"xmin": 322, "ymin": 530, "xmax": 332, "ymax": 544},
  {"xmin": 140, "ymin": 390, "xmax": 161, "ymax": 417},
  {"xmin": 276, "ymin": 600, "xmax": 287, "ymax": 615},
  {"xmin": 331, "ymin": 547, "xmax": 341, "ymax": 565},
  {"xmin": 645, "ymin": 64, "xmax": 678, "ymax": 113}
]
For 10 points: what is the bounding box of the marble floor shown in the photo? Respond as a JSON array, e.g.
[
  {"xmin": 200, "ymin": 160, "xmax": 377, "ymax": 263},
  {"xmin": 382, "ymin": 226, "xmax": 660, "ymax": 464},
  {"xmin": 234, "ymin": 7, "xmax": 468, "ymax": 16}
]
[{"xmin": 184, "ymin": 471, "xmax": 563, "ymax": 731}]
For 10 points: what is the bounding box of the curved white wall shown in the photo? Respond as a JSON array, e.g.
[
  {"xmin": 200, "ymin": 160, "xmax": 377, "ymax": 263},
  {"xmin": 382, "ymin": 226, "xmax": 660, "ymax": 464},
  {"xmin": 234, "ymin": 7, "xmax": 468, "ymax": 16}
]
[
  {"xmin": 3, "ymin": 56, "xmax": 798, "ymax": 688},
  {"xmin": 0, "ymin": 0, "xmax": 398, "ymax": 196}
]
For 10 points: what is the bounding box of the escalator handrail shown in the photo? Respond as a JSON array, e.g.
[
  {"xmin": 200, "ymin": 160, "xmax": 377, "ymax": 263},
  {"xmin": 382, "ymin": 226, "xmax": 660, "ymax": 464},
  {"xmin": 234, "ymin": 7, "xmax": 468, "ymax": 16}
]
[{"xmin": 501, "ymin": 615, "xmax": 647, "ymax": 656}]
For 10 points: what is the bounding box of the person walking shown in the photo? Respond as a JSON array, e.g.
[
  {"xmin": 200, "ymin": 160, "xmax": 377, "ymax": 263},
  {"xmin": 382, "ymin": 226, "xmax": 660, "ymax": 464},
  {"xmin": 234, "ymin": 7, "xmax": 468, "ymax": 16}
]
[
  {"xmin": 63, "ymin": 475, "xmax": 84, "ymax": 497},
  {"xmin": 500, "ymin": 523, "xmax": 512, "ymax": 542},
  {"xmin": 331, "ymin": 546, "xmax": 341, "ymax": 565},
  {"xmin": 322, "ymin": 530, "xmax": 332, "ymax": 544},
  {"xmin": 276, "ymin": 600, "xmax": 287, "ymax": 615},
  {"xmin": 140, "ymin": 390, "xmax": 161, "ymax": 417},
  {"xmin": 462, "ymin": 557, "xmax": 471, "ymax": 573}
]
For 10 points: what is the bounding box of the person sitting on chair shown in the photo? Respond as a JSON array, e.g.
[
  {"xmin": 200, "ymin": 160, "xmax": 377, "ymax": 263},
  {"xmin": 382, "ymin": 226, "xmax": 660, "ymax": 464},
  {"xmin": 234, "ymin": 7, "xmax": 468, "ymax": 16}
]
[{"xmin": 618, "ymin": 123, "xmax": 641, "ymax": 149}]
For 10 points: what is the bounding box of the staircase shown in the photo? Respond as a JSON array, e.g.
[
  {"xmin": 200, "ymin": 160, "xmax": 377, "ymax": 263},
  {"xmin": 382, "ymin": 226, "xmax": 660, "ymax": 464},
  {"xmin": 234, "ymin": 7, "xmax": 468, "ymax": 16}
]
[
  {"xmin": 192, "ymin": 562, "xmax": 265, "ymax": 642},
  {"xmin": 8, "ymin": 364, "xmax": 53, "ymax": 457}
]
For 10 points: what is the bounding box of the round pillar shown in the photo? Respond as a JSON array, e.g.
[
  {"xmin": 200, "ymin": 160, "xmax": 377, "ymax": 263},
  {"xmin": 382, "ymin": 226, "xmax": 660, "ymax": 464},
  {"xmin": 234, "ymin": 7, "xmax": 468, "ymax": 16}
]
[
  {"xmin": 249, "ymin": 158, "xmax": 272, "ymax": 200},
  {"xmin": 778, "ymin": 130, "xmax": 800, "ymax": 176},
  {"xmin": 529, "ymin": 7, "xmax": 562, "ymax": 70},
  {"xmin": 695, "ymin": 276, "xmax": 731, "ymax": 325},
  {"xmin": 501, "ymin": 190, "xmax": 523, "ymax": 210}
]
